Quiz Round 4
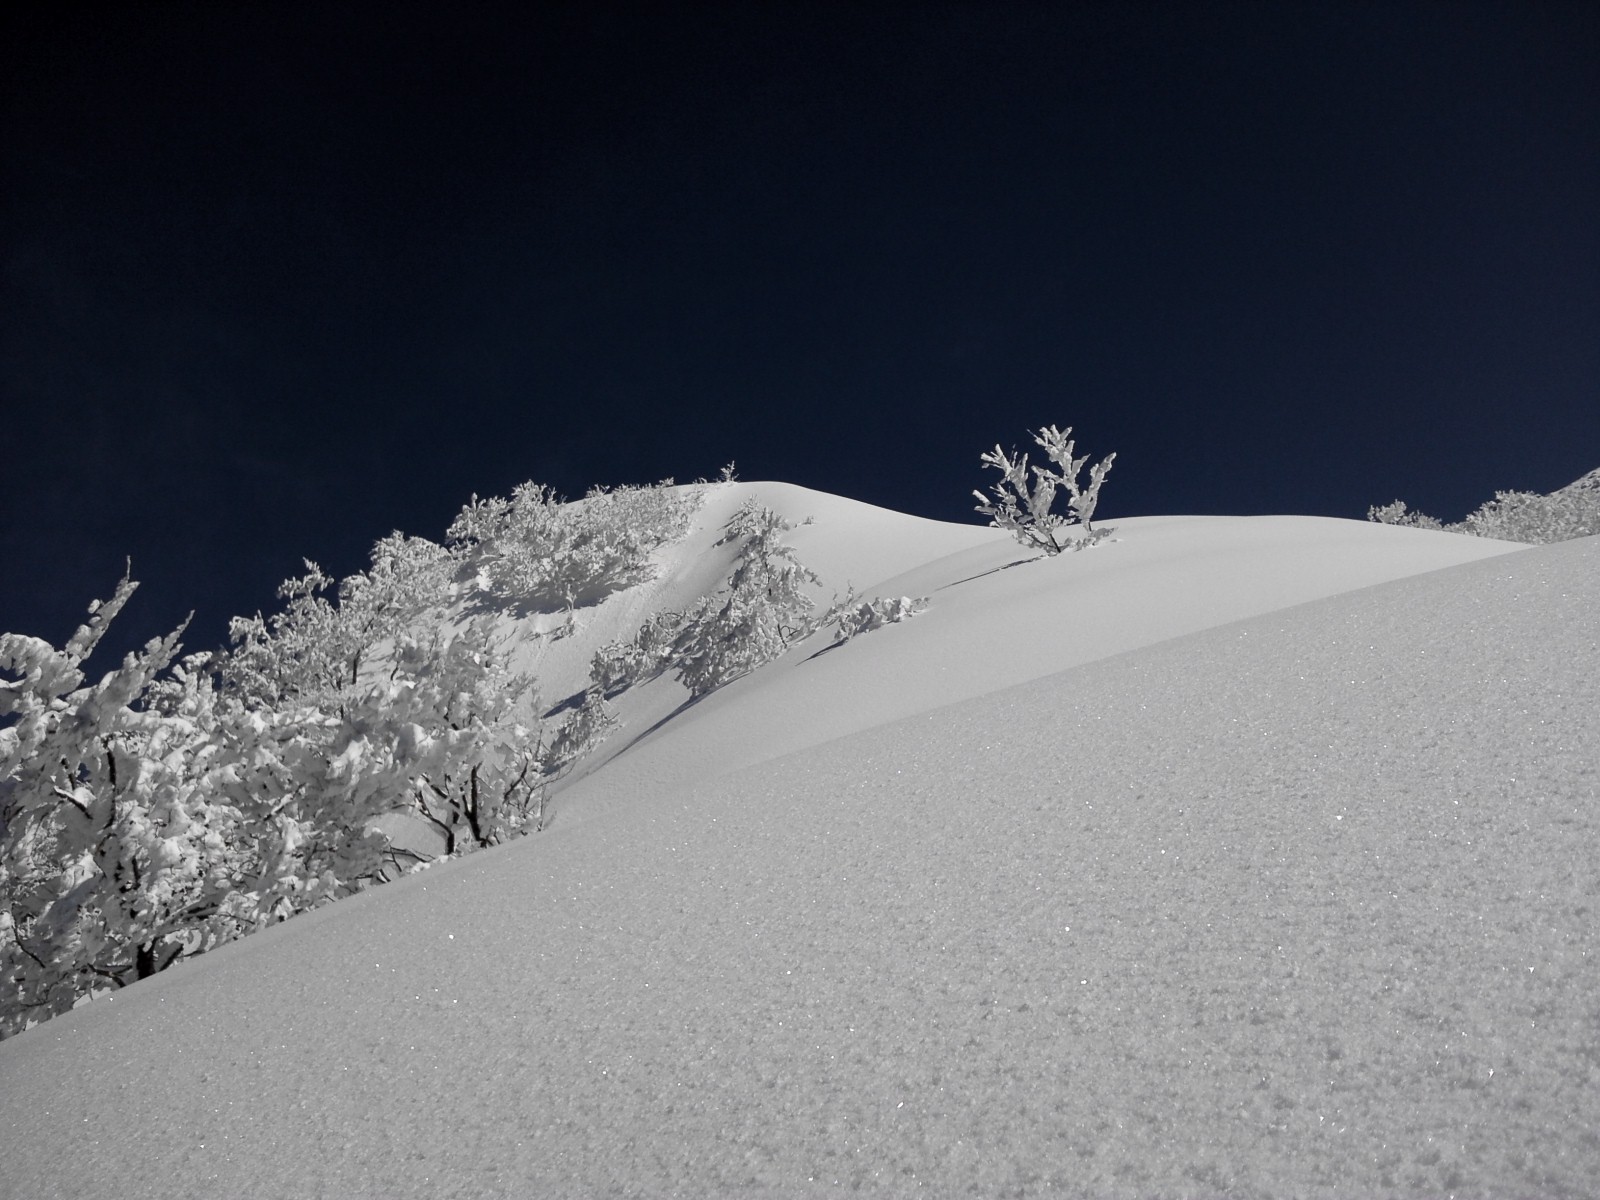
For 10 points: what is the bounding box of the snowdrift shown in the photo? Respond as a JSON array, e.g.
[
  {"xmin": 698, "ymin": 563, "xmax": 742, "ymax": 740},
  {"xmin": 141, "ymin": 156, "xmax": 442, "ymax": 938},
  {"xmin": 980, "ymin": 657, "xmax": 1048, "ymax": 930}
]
[{"xmin": 2, "ymin": 486, "xmax": 1594, "ymax": 1199}]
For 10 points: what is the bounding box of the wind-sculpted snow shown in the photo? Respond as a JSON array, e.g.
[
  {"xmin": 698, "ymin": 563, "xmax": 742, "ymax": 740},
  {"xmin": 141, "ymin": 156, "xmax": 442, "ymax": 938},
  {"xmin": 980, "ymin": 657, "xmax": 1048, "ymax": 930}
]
[
  {"xmin": 1, "ymin": 498, "xmax": 1593, "ymax": 1198},
  {"xmin": 556, "ymin": 510, "xmax": 1524, "ymax": 821}
]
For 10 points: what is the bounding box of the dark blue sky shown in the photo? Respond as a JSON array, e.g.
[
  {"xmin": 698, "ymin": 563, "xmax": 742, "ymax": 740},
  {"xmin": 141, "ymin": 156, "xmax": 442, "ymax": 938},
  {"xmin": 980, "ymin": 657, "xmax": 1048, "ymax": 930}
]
[{"xmin": 3, "ymin": 0, "xmax": 1596, "ymax": 661}]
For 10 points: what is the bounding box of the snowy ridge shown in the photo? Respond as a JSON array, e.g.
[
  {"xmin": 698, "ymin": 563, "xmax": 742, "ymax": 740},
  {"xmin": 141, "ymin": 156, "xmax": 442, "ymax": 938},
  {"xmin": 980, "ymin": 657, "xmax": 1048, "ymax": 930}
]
[
  {"xmin": 549, "ymin": 490, "xmax": 1523, "ymax": 825},
  {"xmin": 1, "ymin": 488, "xmax": 1594, "ymax": 1199}
]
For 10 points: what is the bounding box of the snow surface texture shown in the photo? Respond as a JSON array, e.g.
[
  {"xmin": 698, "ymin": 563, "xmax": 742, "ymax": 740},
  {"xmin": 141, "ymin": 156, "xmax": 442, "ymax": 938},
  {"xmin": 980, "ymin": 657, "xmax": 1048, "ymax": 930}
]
[{"xmin": 1, "ymin": 488, "xmax": 1595, "ymax": 1199}]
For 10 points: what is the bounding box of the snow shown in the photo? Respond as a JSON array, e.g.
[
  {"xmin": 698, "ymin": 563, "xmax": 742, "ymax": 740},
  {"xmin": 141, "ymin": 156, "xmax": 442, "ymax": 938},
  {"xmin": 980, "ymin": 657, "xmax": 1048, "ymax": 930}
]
[{"xmin": 2, "ymin": 486, "xmax": 1595, "ymax": 1199}]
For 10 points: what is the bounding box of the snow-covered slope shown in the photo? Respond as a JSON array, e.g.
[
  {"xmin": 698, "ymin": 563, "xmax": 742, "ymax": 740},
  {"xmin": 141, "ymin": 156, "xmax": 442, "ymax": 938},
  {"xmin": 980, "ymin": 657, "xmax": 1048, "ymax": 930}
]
[
  {"xmin": 550, "ymin": 483, "xmax": 1524, "ymax": 821},
  {"xmin": 3, "ymin": 488, "xmax": 1595, "ymax": 1200}
]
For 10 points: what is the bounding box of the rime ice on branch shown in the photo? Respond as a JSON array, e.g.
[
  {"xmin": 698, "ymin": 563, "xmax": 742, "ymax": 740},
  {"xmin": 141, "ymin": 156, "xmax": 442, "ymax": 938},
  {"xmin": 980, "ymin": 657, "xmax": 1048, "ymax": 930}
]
[{"xmin": 974, "ymin": 423, "xmax": 1116, "ymax": 554}]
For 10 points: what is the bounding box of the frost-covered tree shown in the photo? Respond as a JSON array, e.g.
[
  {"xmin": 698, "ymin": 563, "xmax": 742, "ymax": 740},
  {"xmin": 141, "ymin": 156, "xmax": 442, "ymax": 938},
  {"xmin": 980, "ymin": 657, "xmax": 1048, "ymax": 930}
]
[
  {"xmin": 0, "ymin": 570, "xmax": 455, "ymax": 1037},
  {"xmin": 193, "ymin": 681, "xmax": 390, "ymax": 924},
  {"xmin": 223, "ymin": 553, "xmax": 545, "ymax": 861},
  {"xmin": 379, "ymin": 623, "xmax": 544, "ymax": 855},
  {"xmin": 1, "ymin": 555, "xmax": 555, "ymax": 1036},
  {"xmin": 975, "ymin": 424, "xmax": 1116, "ymax": 554},
  {"xmin": 1458, "ymin": 487, "xmax": 1599, "ymax": 543},
  {"xmin": 1365, "ymin": 500, "xmax": 1444, "ymax": 531},
  {"xmin": 543, "ymin": 687, "xmax": 618, "ymax": 781},
  {"xmin": 832, "ymin": 595, "xmax": 929, "ymax": 642},
  {"xmin": 448, "ymin": 480, "xmax": 701, "ymax": 608},
  {"xmin": 223, "ymin": 533, "xmax": 451, "ymax": 708},
  {"xmin": 0, "ymin": 577, "xmax": 249, "ymax": 1035},
  {"xmin": 674, "ymin": 501, "xmax": 824, "ymax": 696},
  {"xmin": 590, "ymin": 610, "xmax": 684, "ymax": 698},
  {"xmin": 1369, "ymin": 467, "xmax": 1599, "ymax": 544},
  {"xmin": 216, "ymin": 531, "xmax": 549, "ymax": 857}
]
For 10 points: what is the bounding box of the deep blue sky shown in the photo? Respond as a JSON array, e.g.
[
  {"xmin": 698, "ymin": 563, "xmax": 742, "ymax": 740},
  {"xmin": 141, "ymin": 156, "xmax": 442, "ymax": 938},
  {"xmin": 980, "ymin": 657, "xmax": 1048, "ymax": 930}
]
[{"xmin": 3, "ymin": 0, "xmax": 1596, "ymax": 662}]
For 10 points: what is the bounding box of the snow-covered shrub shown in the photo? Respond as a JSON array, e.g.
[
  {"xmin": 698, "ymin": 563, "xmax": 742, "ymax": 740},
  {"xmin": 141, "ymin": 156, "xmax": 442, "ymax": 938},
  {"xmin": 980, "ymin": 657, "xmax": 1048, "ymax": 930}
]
[
  {"xmin": 833, "ymin": 595, "xmax": 929, "ymax": 641},
  {"xmin": 447, "ymin": 479, "xmax": 700, "ymax": 608},
  {"xmin": 0, "ymin": 578, "xmax": 250, "ymax": 1035},
  {"xmin": 223, "ymin": 532, "xmax": 450, "ymax": 708},
  {"xmin": 975, "ymin": 424, "xmax": 1116, "ymax": 554},
  {"xmin": 1369, "ymin": 468, "xmax": 1599, "ymax": 544},
  {"xmin": 590, "ymin": 610, "xmax": 683, "ymax": 697},
  {"xmin": 222, "ymin": 562, "xmax": 349, "ymax": 706},
  {"xmin": 673, "ymin": 501, "xmax": 824, "ymax": 696},
  {"xmin": 378, "ymin": 622, "xmax": 543, "ymax": 854},
  {"xmin": 200, "ymin": 689, "xmax": 389, "ymax": 918},
  {"xmin": 218, "ymin": 534, "xmax": 545, "ymax": 857},
  {"xmin": 1366, "ymin": 500, "xmax": 1444, "ymax": 530},
  {"xmin": 1459, "ymin": 488, "xmax": 1598, "ymax": 543},
  {"xmin": 231, "ymin": 573, "xmax": 539, "ymax": 852},
  {"xmin": 543, "ymin": 686, "xmax": 619, "ymax": 783},
  {"xmin": 0, "ymin": 548, "xmax": 562, "ymax": 1037}
]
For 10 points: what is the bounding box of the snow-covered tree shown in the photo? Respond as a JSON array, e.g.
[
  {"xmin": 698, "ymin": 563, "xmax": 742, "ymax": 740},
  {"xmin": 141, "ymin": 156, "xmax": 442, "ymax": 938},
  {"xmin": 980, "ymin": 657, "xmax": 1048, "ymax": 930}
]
[
  {"xmin": 215, "ymin": 530, "xmax": 550, "ymax": 856},
  {"xmin": 223, "ymin": 533, "xmax": 451, "ymax": 709},
  {"xmin": 447, "ymin": 480, "xmax": 701, "ymax": 608},
  {"xmin": 975, "ymin": 424, "xmax": 1116, "ymax": 554},
  {"xmin": 833, "ymin": 595, "xmax": 929, "ymax": 642},
  {"xmin": 1369, "ymin": 467, "xmax": 1599, "ymax": 544},
  {"xmin": 0, "ymin": 570, "xmax": 458, "ymax": 1037},
  {"xmin": 542, "ymin": 686, "xmax": 618, "ymax": 785},
  {"xmin": 590, "ymin": 610, "xmax": 683, "ymax": 698},
  {"xmin": 1365, "ymin": 500, "xmax": 1444, "ymax": 530},
  {"xmin": 0, "ymin": 550, "xmax": 559, "ymax": 1037},
  {"xmin": 378, "ymin": 622, "xmax": 544, "ymax": 855},
  {"xmin": 0, "ymin": 577, "xmax": 249, "ymax": 1035},
  {"xmin": 224, "ymin": 553, "xmax": 545, "ymax": 858},
  {"xmin": 1459, "ymin": 487, "xmax": 1599, "ymax": 543},
  {"xmin": 674, "ymin": 501, "xmax": 824, "ymax": 696}
]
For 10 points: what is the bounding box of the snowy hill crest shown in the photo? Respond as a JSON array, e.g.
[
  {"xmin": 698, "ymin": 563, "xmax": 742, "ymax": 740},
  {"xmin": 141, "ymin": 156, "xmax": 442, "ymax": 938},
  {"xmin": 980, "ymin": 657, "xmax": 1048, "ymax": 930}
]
[{"xmin": 2, "ymin": 475, "xmax": 1597, "ymax": 1198}]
